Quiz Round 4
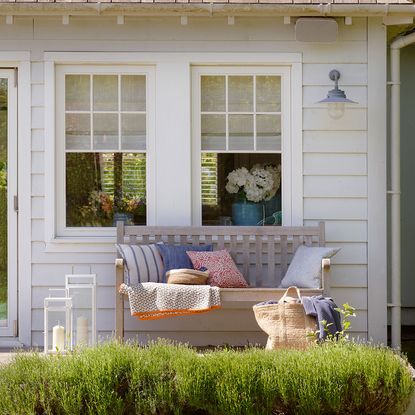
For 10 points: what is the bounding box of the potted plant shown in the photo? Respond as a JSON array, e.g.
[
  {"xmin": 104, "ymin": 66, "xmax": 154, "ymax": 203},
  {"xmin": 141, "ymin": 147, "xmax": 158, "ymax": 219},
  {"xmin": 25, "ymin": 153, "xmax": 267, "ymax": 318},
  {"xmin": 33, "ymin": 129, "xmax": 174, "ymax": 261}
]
[{"xmin": 225, "ymin": 164, "xmax": 281, "ymax": 226}]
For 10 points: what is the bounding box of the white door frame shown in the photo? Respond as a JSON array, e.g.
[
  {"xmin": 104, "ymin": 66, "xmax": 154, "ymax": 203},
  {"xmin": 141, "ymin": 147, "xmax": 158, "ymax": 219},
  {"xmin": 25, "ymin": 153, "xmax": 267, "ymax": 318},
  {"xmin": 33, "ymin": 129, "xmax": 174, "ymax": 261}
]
[{"xmin": 0, "ymin": 69, "xmax": 18, "ymax": 337}]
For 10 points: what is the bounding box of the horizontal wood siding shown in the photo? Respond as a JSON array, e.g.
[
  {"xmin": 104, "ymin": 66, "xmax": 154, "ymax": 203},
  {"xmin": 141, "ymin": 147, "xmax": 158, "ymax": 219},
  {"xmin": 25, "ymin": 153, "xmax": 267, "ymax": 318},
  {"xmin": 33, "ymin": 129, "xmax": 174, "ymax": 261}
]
[{"xmin": 11, "ymin": 16, "xmax": 373, "ymax": 346}]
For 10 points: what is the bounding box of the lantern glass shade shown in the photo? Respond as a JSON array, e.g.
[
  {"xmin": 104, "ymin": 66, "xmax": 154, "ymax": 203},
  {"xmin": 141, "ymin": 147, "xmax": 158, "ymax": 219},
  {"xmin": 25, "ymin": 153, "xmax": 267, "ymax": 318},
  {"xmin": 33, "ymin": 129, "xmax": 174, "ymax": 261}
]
[
  {"xmin": 65, "ymin": 274, "xmax": 97, "ymax": 348},
  {"xmin": 44, "ymin": 296, "xmax": 72, "ymax": 354},
  {"xmin": 327, "ymin": 102, "xmax": 345, "ymax": 120}
]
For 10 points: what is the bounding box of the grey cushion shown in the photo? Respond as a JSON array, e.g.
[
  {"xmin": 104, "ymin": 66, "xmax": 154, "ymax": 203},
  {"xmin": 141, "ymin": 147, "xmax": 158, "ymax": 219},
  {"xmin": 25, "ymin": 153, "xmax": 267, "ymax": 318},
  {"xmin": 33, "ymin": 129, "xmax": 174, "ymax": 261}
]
[
  {"xmin": 116, "ymin": 243, "xmax": 164, "ymax": 285},
  {"xmin": 279, "ymin": 245, "xmax": 340, "ymax": 289}
]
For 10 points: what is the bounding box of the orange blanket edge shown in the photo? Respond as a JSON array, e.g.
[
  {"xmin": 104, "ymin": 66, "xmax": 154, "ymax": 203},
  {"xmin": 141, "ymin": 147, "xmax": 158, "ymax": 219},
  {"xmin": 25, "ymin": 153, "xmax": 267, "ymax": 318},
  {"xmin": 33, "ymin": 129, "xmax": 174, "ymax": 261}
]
[{"xmin": 132, "ymin": 305, "xmax": 221, "ymax": 321}]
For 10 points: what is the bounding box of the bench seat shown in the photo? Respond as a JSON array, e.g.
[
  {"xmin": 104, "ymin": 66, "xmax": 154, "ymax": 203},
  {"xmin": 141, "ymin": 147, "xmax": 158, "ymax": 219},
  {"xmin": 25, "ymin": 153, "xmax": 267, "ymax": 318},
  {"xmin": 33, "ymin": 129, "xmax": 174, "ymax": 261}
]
[{"xmin": 115, "ymin": 222, "xmax": 329, "ymax": 341}]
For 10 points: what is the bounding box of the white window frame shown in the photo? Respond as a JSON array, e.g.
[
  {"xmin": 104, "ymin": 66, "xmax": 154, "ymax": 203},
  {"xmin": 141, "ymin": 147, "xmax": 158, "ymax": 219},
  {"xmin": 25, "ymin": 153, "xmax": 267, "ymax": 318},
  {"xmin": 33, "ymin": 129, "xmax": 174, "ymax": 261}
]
[
  {"xmin": 192, "ymin": 65, "xmax": 299, "ymax": 226},
  {"xmin": 53, "ymin": 64, "xmax": 156, "ymax": 239}
]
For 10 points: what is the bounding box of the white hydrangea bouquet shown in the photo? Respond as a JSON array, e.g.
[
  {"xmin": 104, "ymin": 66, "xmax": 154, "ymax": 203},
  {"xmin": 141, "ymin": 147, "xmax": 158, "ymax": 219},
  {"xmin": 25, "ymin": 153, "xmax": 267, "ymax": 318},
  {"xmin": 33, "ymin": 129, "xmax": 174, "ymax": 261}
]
[{"xmin": 225, "ymin": 164, "xmax": 281, "ymax": 203}]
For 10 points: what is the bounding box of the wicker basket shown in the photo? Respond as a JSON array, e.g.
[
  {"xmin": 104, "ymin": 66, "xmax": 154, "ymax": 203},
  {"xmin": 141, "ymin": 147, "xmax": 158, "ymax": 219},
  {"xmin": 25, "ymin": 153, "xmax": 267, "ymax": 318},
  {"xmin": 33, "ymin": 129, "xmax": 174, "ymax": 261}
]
[{"xmin": 253, "ymin": 286, "xmax": 317, "ymax": 350}]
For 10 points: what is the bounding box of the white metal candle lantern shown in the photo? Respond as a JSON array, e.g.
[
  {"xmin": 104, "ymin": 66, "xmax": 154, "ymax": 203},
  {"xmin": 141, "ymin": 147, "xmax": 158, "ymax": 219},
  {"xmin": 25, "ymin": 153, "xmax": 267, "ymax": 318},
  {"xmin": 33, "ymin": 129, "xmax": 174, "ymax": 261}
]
[
  {"xmin": 65, "ymin": 274, "xmax": 97, "ymax": 348},
  {"xmin": 44, "ymin": 295, "xmax": 73, "ymax": 354}
]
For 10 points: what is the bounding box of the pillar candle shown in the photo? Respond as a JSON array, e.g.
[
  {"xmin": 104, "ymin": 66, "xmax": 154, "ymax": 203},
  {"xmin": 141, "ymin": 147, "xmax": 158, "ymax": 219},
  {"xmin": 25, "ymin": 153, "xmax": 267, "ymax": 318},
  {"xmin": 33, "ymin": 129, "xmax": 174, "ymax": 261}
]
[
  {"xmin": 52, "ymin": 324, "xmax": 65, "ymax": 351},
  {"xmin": 77, "ymin": 316, "xmax": 88, "ymax": 346}
]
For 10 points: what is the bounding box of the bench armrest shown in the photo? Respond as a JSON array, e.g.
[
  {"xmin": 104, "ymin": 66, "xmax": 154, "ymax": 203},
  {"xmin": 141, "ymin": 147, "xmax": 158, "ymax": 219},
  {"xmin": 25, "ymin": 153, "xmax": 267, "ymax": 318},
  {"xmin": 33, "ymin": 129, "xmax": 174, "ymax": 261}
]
[
  {"xmin": 321, "ymin": 258, "xmax": 331, "ymax": 294},
  {"xmin": 115, "ymin": 258, "xmax": 125, "ymax": 341}
]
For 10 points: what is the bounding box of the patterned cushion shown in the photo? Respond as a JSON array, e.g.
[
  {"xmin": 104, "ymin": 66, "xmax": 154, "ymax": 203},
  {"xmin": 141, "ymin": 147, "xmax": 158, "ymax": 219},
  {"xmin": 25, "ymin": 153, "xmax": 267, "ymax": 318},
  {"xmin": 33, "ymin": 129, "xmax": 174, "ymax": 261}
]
[
  {"xmin": 279, "ymin": 245, "xmax": 340, "ymax": 289},
  {"xmin": 156, "ymin": 244, "xmax": 213, "ymax": 283},
  {"xmin": 186, "ymin": 249, "xmax": 249, "ymax": 288},
  {"xmin": 116, "ymin": 244, "xmax": 164, "ymax": 285}
]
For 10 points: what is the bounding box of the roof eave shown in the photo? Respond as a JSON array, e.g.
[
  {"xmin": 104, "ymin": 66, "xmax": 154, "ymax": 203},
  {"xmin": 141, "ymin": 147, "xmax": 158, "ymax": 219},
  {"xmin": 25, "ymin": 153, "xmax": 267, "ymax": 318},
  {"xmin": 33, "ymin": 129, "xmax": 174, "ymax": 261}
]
[{"xmin": 0, "ymin": 3, "xmax": 414, "ymax": 18}]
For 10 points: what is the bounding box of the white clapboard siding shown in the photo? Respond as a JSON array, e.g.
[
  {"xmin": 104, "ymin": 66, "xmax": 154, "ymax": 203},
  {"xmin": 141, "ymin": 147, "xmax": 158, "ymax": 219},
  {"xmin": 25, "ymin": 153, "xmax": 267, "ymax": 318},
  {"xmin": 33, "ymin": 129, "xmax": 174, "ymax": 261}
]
[
  {"xmin": 303, "ymin": 86, "xmax": 367, "ymax": 108},
  {"xmin": 31, "ymin": 106, "xmax": 44, "ymax": 130},
  {"xmin": 32, "ymin": 242, "xmax": 116, "ymax": 264},
  {"xmin": 326, "ymin": 243, "xmax": 368, "ymax": 265},
  {"xmin": 0, "ymin": 17, "xmax": 33, "ymax": 39},
  {"xmin": 304, "ymin": 176, "xmax": 367, "ymax": 198},
  {"xmin": 32, "ymin": 286, "xmax": 115, "ymax": 309},
  {"xmin": 303, "ymin": 220, "xmax": 367, "ymax": 242},
  {"xmin": 330, "ymin": 265, "xmax": 368, "ymax": 287},
  {"xmin": 31, "ymin": 62, "xmax": 44, "ymax": 84},
  {"xmin": 35, "ymin": 17, "xmax": 297, "ymax": 42},
  {"xmin": 32, "ymin": 129, "xmax": 45, "ymax": 151},
  {"xmin": 304, "ymin": 154, "xmax": 367, "ymax": 175},
  {"xmin": 304, "ymin": 108, "xmax": 367, "ymax": 131},
  {"xmin": 31, "ymin": 152, "xmax": 44, "ymax": 174},
  {"xmin": 22, "ymin": 17, "xmax": 378, "ymax": 346},
  {"xmin": 302, "ymin": 42, "xmax": 367, "ymax": 64},
  {"xmin": 31, "ymin": 84, "xmax": 44, "ymax": 107},
  {"xmin": 303, "ymin": 64, "xmax": 367, "ymax": 85},
  {"xmin": 337, "ymin": 17, "xmax": 367, "ymax": 41},
  {"xmin": 32, "ymin": 263, "xmax": 116, "ymax": 287},
  {"xmin": 303, "ymin": 131, "xmax": 367, "ymax": 154},
  {"xmin": 32, "ymin": 16, "xmax": 366, "ymax": 43},
  {"xmin": 304, "ymin": 198, "xmax": 367, "ymax": 220},
  {"xmin": 331, "ymin": 287, "xmax": 367, "ymax": 310},
  {"xmin": 31, "ymin": 197, "xmax": 44, "ymax": 219},
  {"xmin": 32, "ymin": 219, "xmax": 45, "ymax": 242},
  {"xmin": 31, "ymin": 174, "xmax": 44, "ymax": 197}
]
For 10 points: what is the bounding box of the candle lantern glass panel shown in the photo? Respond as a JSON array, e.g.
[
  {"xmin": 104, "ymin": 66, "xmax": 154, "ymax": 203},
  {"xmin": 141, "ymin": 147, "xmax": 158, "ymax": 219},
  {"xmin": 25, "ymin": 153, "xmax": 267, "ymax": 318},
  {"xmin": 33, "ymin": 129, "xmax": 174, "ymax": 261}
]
[
  {"xmin": 65, "ymin": 274, "xmax": 97, "ymax": 348},
  {"xmin": 44, "ymin": 296, "xmax": 72, "ymax": 354}
]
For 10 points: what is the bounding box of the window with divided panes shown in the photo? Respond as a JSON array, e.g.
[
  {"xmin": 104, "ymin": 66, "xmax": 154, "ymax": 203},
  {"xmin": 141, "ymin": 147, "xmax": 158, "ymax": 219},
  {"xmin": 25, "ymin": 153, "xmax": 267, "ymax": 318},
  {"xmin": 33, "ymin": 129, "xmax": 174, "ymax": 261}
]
[
  {"xmin": 196, "ymin": 68, "xmax": 284, "ymax": 226},
  {"xmin": 63, "ymin": 72, "xmax": 147, "ymax": 227}
]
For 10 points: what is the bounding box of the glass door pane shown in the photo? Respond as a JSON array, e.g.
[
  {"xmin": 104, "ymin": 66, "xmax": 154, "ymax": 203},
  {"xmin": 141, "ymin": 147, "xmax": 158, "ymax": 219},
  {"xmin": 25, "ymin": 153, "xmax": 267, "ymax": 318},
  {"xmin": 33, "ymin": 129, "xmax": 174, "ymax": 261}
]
[
  {"xmin": 0, "ymin": 78, "xmax": 8, "ymax": 327},
  {"xmin": 0, "ymin": 70, "xmax": 17, "ymax": 336}
]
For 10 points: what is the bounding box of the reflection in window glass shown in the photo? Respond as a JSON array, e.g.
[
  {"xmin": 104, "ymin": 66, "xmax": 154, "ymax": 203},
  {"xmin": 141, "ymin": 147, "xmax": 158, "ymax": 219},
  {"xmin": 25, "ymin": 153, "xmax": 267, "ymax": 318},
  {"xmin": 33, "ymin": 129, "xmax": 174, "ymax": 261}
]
[
  {"xmin": 66, "ymin": 153, "xmax": 146, "ymax": 227},
  {"xmin": 201, "ymin": 153, "xmax": 281, "ymax": 226},
  {"xmin": 64, "ymin": 73, "xmax": 147, "ymax": 227},
  {"xmin": 199, "ymin": 72, "xmax": 283, "ymax": 226},
  {"xmin": 93, "ymin": 75, "xmax": 118, "ymax": 111}
]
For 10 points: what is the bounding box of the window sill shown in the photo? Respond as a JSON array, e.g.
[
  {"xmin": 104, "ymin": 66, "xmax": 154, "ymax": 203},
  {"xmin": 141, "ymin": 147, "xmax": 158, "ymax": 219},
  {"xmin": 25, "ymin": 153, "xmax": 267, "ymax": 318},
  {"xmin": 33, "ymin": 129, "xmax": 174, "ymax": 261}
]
[{"xmin": 45, "ymin": 236, "xmax": 117, "ymax": 253}]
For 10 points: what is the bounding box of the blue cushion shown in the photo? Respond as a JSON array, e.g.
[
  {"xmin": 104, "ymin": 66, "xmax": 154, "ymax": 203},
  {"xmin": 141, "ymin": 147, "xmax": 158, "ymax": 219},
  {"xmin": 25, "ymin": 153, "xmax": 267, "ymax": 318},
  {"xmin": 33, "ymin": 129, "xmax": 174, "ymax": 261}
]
[{"xmin": 156, "ymin": 244, "xmax": 213, "ymax": 282}]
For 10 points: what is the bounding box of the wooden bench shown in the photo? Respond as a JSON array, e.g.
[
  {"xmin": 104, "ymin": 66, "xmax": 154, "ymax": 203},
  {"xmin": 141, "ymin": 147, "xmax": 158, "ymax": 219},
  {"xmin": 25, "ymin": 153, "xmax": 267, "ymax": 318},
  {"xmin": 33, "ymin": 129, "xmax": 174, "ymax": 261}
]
[{"xmin": 115, "ymin": 221, "xmax": 331, "ymax": 340}]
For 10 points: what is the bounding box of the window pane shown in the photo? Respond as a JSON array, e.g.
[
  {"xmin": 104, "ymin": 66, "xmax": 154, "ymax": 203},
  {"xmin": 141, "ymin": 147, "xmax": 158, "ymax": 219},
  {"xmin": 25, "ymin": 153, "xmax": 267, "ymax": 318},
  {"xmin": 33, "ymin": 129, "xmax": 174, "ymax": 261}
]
[
  {"xmin": 228, "ymin": 76, "xmax": 253, "ymax": 112},
  {"xmin": 0, "ymin": 79, "xmax": 7, "ymax": 326},
  {"xmin": 121, "ymin": 114, "xmax": 146, "ymax": 150},
  {"xmin": 201, "ymin": 114, "xmax": 226, "ymax": 151},
  {"xmin": 201, "ymin": 153, "xmax": 218, "ymax": 206},
  {"xmin": 66, "ymin": 113, "xmax": 91, "ymax": 150},
  {"xmin": 229, "ymin": 114, "xmax": 253, "ymax": 150},
  {"xmin": 66, "ymin": 152, "xmax": 146, "ymax": 227},
  {"xmin": 256, "ymin": 76, "xmax": 281, "ymax": 112},
  {"xmin": 201, "ymin": 76, "xmax": 226, "ymax": 112},
  {"xmin": 256, "ymin": 115, "xmax": 281, "ymax": 151},
  {"xmin": 66, "ymin": 75, "xmax": 90, "ymax": 111},
  {"xmin": 93, "ymin": 75, "xmax": 118, "ymax": 111},
  {"xmin": 93, "ymin": 114, "xmax": 118, "ymax": 150},
  {"xmin": 121, "ymin": 75, "xmax": 146, "ymax": 112},
  {"xmin": 201, "ymin": 153, "xmax": 281, "ymax": 226}
]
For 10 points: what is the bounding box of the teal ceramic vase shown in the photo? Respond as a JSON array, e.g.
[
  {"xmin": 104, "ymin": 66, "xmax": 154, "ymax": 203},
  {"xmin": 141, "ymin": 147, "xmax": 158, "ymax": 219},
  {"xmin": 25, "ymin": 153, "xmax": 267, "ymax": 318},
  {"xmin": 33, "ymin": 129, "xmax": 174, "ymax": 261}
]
[{"xmin": 232, "ymin": 200, "xmax": 263, "ymax": 226}]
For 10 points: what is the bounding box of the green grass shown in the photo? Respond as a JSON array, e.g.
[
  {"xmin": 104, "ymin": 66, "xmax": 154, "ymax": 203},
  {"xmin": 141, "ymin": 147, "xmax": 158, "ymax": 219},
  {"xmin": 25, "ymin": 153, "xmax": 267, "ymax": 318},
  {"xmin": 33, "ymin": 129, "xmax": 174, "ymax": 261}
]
[{"xmin": 0, "ymin": 340, "xmax": 413, "ymax": 415}]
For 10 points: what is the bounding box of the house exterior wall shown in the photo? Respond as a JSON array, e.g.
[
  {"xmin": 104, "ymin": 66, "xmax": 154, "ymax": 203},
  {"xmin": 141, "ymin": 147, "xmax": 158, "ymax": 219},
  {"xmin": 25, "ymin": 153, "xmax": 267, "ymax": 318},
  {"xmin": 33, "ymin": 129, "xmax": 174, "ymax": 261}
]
[{"xmin": 0, "ymin": 15, "xmax": 386, "ymax": 346}]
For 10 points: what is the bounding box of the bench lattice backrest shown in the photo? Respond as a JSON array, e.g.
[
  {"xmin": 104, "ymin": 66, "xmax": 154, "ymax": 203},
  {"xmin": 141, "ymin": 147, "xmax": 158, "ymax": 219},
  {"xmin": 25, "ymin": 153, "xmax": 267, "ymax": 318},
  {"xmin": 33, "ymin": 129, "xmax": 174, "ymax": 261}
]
[{"xmin": 117, "ymin": 222, "xmax": 325, "ymax": 288}]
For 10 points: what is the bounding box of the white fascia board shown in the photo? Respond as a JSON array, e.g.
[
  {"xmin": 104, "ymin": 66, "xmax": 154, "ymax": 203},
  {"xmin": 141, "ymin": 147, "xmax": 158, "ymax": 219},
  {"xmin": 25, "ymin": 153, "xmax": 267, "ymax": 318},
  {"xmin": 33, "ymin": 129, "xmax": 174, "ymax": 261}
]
[{"xmin": 44, "ymin": 51, "xmax": 302, "ymax": 65}]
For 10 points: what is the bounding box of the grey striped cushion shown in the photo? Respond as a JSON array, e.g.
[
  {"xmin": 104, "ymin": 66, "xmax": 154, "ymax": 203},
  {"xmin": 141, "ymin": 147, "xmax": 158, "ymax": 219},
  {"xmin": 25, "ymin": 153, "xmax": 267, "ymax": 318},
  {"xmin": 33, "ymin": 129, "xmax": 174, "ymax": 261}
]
[{"xmin": 116, "ymin": 244, "xmax": 164, "ymax": 285}]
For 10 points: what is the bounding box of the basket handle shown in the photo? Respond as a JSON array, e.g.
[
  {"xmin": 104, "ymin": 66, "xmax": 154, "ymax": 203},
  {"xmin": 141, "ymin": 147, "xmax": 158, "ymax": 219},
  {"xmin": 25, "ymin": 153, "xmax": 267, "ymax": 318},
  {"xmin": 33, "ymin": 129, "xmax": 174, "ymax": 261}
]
[{"xmin": 280, "ymin": 286, "xmax": 302, "ymax": 302}]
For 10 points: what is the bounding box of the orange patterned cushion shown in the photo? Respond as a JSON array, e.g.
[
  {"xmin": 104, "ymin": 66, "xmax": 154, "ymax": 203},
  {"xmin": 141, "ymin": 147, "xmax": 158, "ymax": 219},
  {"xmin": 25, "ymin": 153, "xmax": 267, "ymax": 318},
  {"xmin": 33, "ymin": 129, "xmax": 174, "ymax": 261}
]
[{"xmin": 186, "ymin": 249, "xmax": 249, "ymax": 288}]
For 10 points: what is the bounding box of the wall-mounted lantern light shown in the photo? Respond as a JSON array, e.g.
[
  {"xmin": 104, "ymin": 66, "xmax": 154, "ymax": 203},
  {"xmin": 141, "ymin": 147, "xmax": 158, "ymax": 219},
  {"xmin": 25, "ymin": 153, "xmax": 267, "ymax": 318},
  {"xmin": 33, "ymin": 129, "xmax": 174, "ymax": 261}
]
[{"xmin": 318, "ymin": 69, "xmax": 357, "ymax": 119}]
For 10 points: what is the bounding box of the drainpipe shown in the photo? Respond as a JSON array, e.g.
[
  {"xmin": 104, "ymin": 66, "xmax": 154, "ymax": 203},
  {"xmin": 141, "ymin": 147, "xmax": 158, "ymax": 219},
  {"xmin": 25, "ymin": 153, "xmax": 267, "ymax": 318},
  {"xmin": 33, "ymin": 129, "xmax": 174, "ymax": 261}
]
[{"xmin": 389, "ymin": 31, "xmax": 415, "ymax": 350}]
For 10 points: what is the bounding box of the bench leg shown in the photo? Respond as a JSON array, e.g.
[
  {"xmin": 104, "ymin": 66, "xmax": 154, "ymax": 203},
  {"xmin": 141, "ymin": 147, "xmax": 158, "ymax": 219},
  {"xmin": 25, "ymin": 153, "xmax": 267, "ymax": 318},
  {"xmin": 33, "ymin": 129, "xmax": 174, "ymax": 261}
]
[{"xmin": 115, "ymin": 259, "xmax": 125, "ymax": 341}]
